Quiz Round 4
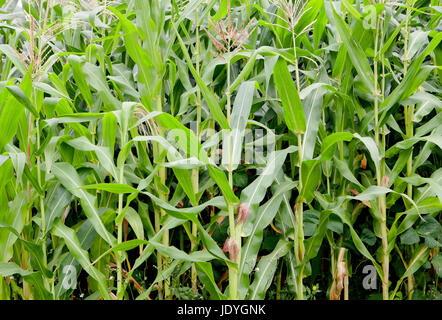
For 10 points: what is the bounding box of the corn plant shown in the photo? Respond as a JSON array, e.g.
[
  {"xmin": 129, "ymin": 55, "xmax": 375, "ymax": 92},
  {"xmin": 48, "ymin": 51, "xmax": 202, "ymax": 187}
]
[{"xmin": 0, "ymin": 0, "xmax": 440, "ymax": 301}]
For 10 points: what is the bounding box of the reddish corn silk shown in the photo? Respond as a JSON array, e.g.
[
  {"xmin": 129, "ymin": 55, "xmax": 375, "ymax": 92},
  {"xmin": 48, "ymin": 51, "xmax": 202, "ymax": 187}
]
[
  {"xmin": 230, "ymin": 240, "xmax": 239, "ymax": 262},
  {"xmin": 381, "ymin": 175, "xmax": 390, "ymax": 187},
  {"xmin": 222, "ymin": 237, "xmax": 239, "ymax": 262},
  {"xmin": 222, "ymin": 238, "xmax": 233, "ymax": 253},
  {"xmin": 236, "ymin": 203, "xmax": 250, "ymax": 224}
]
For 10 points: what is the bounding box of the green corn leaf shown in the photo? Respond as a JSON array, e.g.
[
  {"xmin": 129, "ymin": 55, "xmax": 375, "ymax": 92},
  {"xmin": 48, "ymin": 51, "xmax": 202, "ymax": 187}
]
[
  {"xmin": 379, "ymin": 33, "xmax": 442, "ymax": 126},
  {"xmin": 239, "ymin": 180, "xmax": 296, "ymax": 299},
  {"xmin": 44, "ymin": 185, "xmax": 72, "ymax": 236},
  {"xmin": 0, "ymin": 44, "xmax": 27, "ymax": 75},
  {"xmin": 66, "ymin": 137, "xmax": 119, "ymax": 181},
  {"xmin": 300, "ymin": 159, "xmax": 321, "ymax": 203},
  {"xmin": 52, "ymin": 220, "xmax": 111, "ymax": 300},
  {"xmin": 332, "ymin": 6, "xmax": 374, "ymax": 93},
  {"xmin": 320, "ymin": 132, "xmax": 354, "ymax": 161},
  {"xmin": 81, "ymin": 183, "xmax": 139, "ymax": 194},
  {"xmin": 102, "ymin": 111, "xmax": 117, "ymax": 157},
  {"xmin": 173, "ymin": 24, "xmax": 230, "ymax": 129},
  {"xmin": 273, "ymin": 58, "xmax": 306, "ymax": 134},
  {"xmin": 226, "ymin": 81, "xmax": 255, "ymax": 170},
  {"xmin": 196, "ymin": 262, "xmax": 227, "ymax": 300},
  {"xmin": 391, "ymin": 245, "xmax": 429, "ymax": 299},
  {"xmin": 5, "ymin": 86, "xmax": 38, "ymax": 117},
  {"xmin": 68, "ymin": 55, "xmax": 95, "ymax": 108},
  {"xmin": 302, "ymin": 85, "xmax": 327, "ymax": 160},
  {"xmin": 0, "ymin": 93, "xmax": 25, "ymax": 150},
  {"xmin": 125, "ymin": 207, "xmax": 145, "ymax": 241},
  {"xmin": 248, "ymin": 240, "xmax": 291, "ymax": 299},
  {"xmin": 136, "ymin": 260, "xmax": 184, "ymax": 300},
  {"xmin": 241, "ymin": 146, "xmax": 297, "ymax": 237}
]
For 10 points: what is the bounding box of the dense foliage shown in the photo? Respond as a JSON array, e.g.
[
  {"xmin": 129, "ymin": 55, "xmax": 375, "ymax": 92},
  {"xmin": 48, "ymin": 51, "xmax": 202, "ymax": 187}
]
[{"xmin": 0, "ymin": 0, "xmax": 440, "ymax": 300}]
